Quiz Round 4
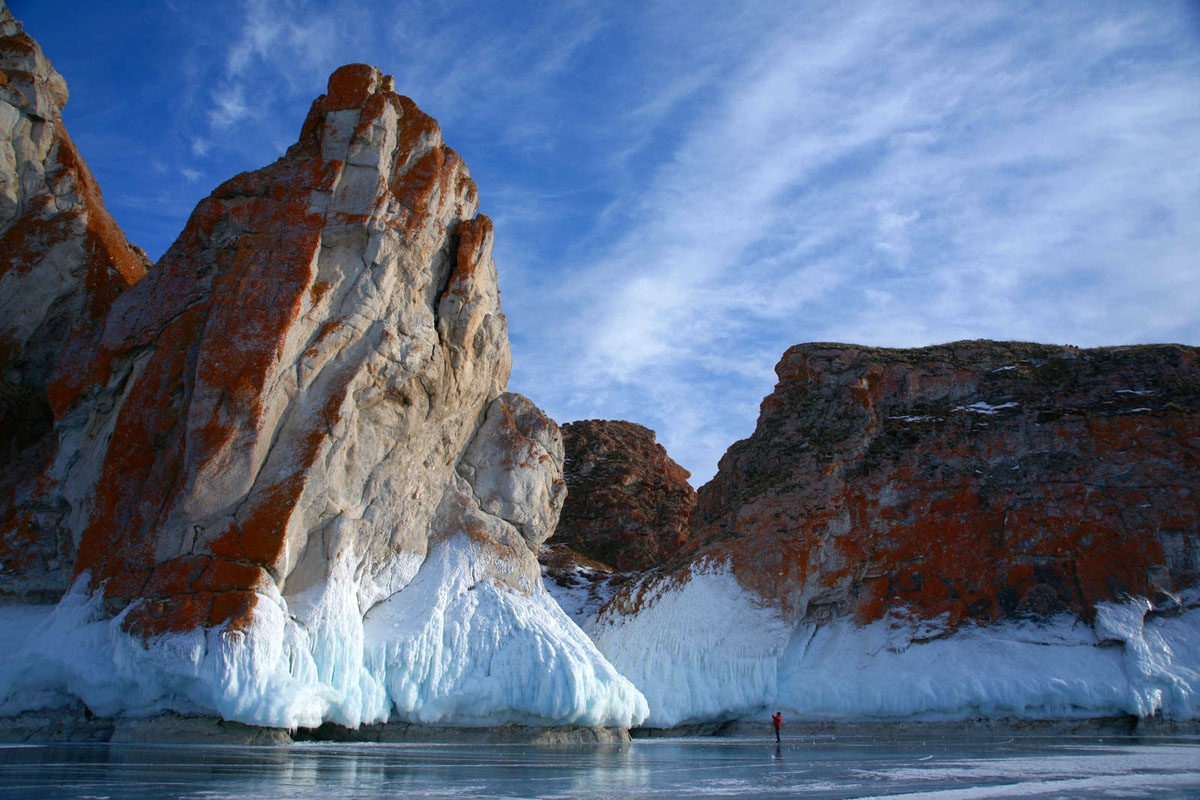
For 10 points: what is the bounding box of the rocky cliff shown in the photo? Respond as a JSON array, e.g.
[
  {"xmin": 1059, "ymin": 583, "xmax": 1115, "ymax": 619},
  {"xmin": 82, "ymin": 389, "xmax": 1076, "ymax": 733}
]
[
  {"xmin": 693, "ymin": 341, "xmax": 1199, "ymax": 627},
  {"xmin": 0, "ymin": 5, "xmax": 645, "ymax": 731},
  {"xmin": 553, "ymin": 420, "xmax": 694, "ymax": 572},
  {"xmin": 0, "ymin": 4, "xmax": 150, "ymax": 602},
  {"xmin": 540, "ymin": 419, "xmax": 694, "ymax": 630},
  {"xmin": 591, "ymin": 341, "xmax": 1200, "ymax": 725}
]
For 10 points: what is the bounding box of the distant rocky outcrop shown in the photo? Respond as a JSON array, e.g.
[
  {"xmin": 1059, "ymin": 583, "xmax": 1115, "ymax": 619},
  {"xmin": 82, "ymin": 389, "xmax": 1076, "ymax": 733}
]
[
  {"xmin": 553, "ymin": 420, "xmax": 694, "ymax": 572},
  {"xmin": 539, "ymin": 420, "xmax": 694, "ymax": 630},
  {"xmin": 0, "ymin": 3, "xmax": 645, "ymax": 731},
  {"xmin": 589, "ymin": 340, "xmax": 1200, "ymax": 726}
]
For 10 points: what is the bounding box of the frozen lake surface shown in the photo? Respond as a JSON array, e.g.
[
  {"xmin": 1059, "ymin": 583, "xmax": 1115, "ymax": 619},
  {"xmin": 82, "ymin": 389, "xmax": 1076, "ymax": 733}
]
[{"xmin": 2, "ymin": 734, "xmax": 1199, "ymax": 799}]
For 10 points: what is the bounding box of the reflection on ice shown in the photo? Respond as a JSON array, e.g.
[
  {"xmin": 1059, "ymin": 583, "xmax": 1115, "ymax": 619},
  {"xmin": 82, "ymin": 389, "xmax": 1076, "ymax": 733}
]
[{"xmin": 1, "ymin": 735, "xmax": 1199, "ymax": 799}]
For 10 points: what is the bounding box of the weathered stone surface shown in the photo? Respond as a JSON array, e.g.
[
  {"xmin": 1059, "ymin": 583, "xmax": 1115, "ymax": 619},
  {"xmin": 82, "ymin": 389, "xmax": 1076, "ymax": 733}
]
[
  {"xmin": 0, "ymin": 707, "xmax": 115, "ymax": 743},
  {"xmin": 553, "ymin": 420, "xmax": 695, "ymax": 572},
  {"xmin": 459, "ymin": 392, "xmax": 566, "ymax": 556},
  {"xmin": 0, "ymin": 3, "xmax": 150, "ymax": 602},
  {"xmin": 0, "ymin": 708, "xmax": 630, "ymax": 746},
  {"xmin": 40, "ymin": 63, "xmax": 518, "ymax": 641},
  {"xmin": 0, "ymin": 4, "xmax": 149, "ymax": 392},
  {"xmin": 108, "ymin": 714, "xmax": 293, "ymax": 745},
  {"xmin": 682, "ymin": 341, "xmax": 1199, "ymax": 629},
  {"xmin": 297, "ymin": 721, "xmax": 631, "ymax": 745}
]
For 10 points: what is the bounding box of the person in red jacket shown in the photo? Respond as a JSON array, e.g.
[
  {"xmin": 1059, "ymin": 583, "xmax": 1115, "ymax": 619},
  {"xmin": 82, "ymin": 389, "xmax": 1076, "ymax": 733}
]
[{"xmin": 772, "ymin": 711, "xmax": 782, "ymax": 743}]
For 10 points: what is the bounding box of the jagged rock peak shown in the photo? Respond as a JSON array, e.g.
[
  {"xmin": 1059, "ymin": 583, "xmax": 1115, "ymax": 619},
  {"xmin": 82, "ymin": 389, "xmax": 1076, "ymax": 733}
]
[
  {"xmin": 0, "ymin": 3, "xmax": 68, "ymax": 117},
  {"xmin": 49, "ymin": 59, "xmax": 510, "ymax": 641},
  {"xmin": 0, "ymin": 0, "xmax": 150, "ymax": 389}
]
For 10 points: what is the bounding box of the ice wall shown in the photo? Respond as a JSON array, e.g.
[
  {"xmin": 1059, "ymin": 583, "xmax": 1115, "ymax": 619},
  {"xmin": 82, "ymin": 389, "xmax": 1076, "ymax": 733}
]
[
  {"xmin": 585, "ymin": 564, "xmax": 1200, "ymax": 728},
  {"xmin": 0, "ymin": 534, "xmax": 648, "ymax": 729}
]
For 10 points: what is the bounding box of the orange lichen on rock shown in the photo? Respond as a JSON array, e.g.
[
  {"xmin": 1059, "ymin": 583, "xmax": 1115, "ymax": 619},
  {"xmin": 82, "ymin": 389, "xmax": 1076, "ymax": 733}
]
[
  {"xmin": 45, "ymin": 62, "xmax": 464, "ymax": 635},
  {"xmin": 322, "ymin": 63, "xmax": 381, "ymax": 111},
  {"xmin": 679, "ymin": 341, "xmax": 1200, "ymax": 632},
  {"xmin": 39, "ymin": 56, "xmax": 506, "ymax": 645},
  {"xmin": 444, "ymin": 215, "xmax": 493, "ymax": 297},
  {"xmin": 117, "ymin": 553, "xmax": 272, "ymax": 639}
]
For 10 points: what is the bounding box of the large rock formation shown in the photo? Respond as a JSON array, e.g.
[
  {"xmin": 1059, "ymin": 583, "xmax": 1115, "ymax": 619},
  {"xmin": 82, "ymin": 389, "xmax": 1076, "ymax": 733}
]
[
  {"xmin": 6, "ymin": 0, "xmax": 1196, "ymax": 736},
  {"xmin": 52, "ymin": 61, "xmax": 519, "ymax": 643},
  {"xmin": 540, "ymin": 420, "xmax": 694, "ymax": 630},
  {"xmin": 0, "ymin": 4, "xmax": 150, "ymax": 602},
  {"xmin": 692, "ymin": 341, "xmax": 1199, "ymax": 626},
  {"xmin": 0, "ymin": 5, "xmax": 645, "ymax": 731},
  {"xmin": 553, "ymin": 420, "xmax": 695, "ymax": 572},
  {"xmin": 591, "ymin": 341, "xmax": 1200, "ymax": 726}
]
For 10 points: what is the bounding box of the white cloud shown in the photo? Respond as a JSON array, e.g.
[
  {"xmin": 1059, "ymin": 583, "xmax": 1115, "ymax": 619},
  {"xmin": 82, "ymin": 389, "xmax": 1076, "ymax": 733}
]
[
  {"xmin": 208, "ymin": 83, "xmax": 250, "ymax": 128},
  {"xmin": 506, "ymin": 1, "xmax": 1200, "ymax": 483}
]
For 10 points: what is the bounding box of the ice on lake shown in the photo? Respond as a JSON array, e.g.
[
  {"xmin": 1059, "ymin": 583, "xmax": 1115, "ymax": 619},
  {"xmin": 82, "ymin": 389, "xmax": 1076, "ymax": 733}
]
[{"xmin": 2, "ymin": 733, "xmax": 1199, "ymax": 799}]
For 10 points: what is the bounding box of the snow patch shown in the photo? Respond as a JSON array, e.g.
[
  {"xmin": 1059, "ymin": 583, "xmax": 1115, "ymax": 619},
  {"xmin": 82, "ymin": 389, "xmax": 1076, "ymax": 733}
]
[
  {"xmin": 541, "ymin": 563, "xmax": 628, "ymax": 628},
  {"xmin": 590, "ymin": 564, "xmax": 792, "ymax": 727},
  {"xmin": 0, "ymin": 603, "xmax": 54, "ymax": 654},
  {"xmin": 364, "ymin": 534, "xmax": 647, "ymax": 727},
  {"xmin": 1095, "ymin": 598, "xmax": 1200, "ymax": 718},
  {"xmin": 954, "ymin": 401, "xmax": 1018, "ymax": 415}
]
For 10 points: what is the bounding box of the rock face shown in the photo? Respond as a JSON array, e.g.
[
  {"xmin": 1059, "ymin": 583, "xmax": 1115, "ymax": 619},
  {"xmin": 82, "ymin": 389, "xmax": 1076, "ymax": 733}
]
[
  {"xmin": 692, "ymin": 341, "xmax": 1199, "ymax": 627},
  {"xmin": 0, "ymin": 7, "xmax": 645, "ymax": 731},
  {"xmin": 54, "ymin": 62, "xmax": 520, "ymax": 642},
  {"xmin": 554, "ymin": 420, "xmax": 694, "ymax": 572},
  {"xmin": 591, "ymin": 341, "xmax": 1200, "ymax": 725},
  {"xmin": 0, "ymin": 5, "xmax": 150, "ymax": 601}
]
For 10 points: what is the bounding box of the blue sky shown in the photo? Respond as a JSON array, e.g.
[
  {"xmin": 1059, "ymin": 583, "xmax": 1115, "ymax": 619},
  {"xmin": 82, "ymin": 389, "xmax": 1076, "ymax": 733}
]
[{"xmin": 11, "ymin": 0, "xmax": 1200, "ymax": 486}]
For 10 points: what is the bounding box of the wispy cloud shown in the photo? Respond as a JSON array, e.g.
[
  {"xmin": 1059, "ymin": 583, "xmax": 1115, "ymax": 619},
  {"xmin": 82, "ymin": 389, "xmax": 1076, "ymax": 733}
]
[
  {"xmin": 208, "ymin": 83, "xmax": 250, "ymax": 128},
  {"xmin": 505, "ymin": 1, "xmax": 1200, "ymax": 483}
]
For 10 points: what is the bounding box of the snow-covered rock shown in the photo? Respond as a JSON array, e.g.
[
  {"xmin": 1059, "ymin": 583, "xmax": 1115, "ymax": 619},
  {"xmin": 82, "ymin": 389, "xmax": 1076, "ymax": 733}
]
[
  {"xmin": 0, "ymin": 27, "xmax": 645, "ymax": 730},
  {"xmin": 593, "ymin": 563, "xmax": 1199, "ymax": 727},
  {"xmin": 585, "ymin": 341, "xmax": 1200, "ymax": 726}
]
